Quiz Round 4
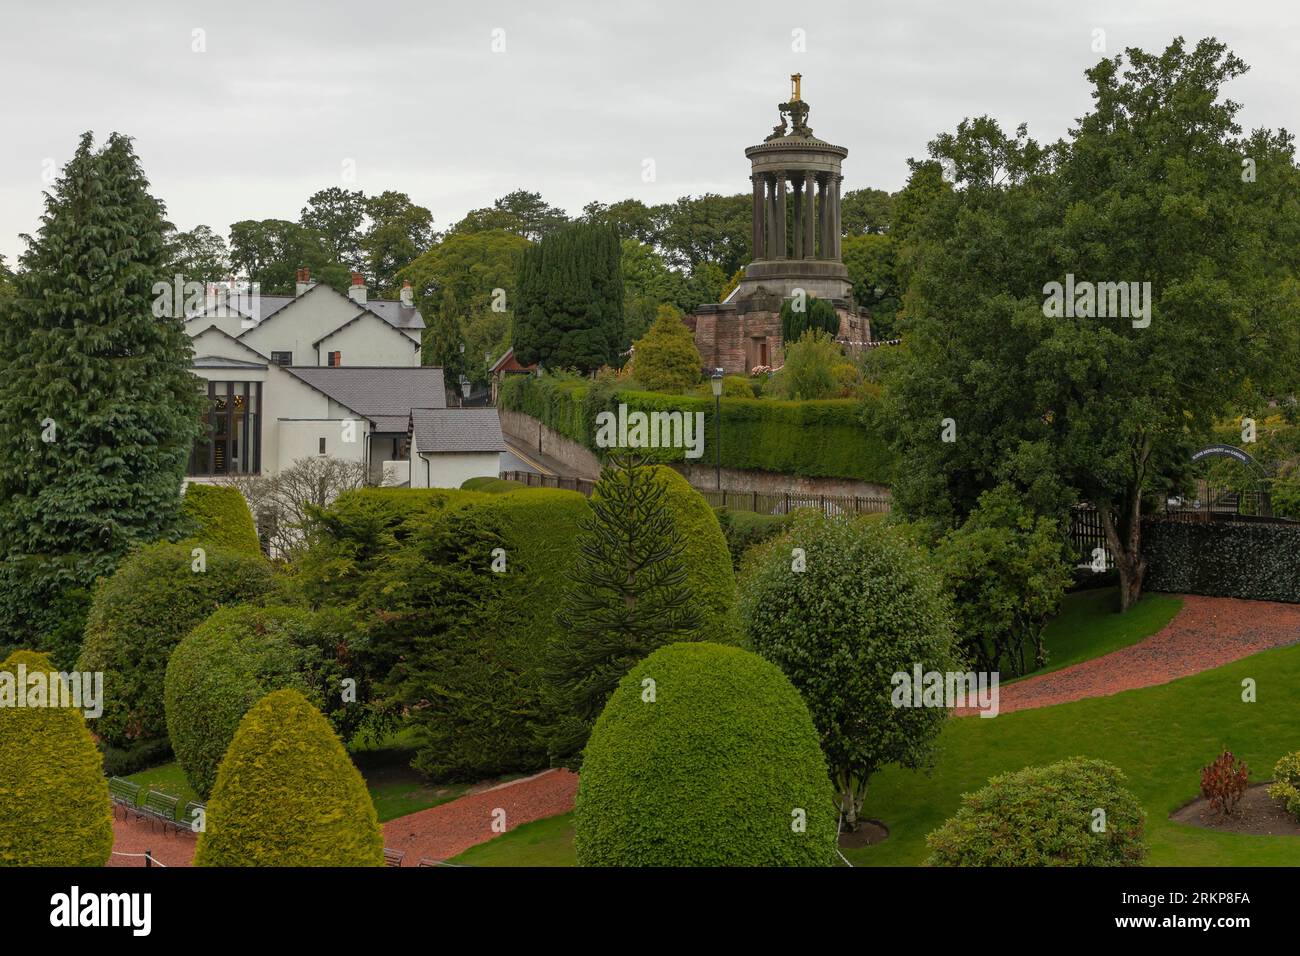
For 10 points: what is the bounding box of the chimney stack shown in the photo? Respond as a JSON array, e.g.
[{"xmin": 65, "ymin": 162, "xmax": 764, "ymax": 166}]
[
  {"xmin": 295, "ymin": 267, "xmax": 312, "ymax": 297},
  {"xmin": 400, "ymin": 279, "xmax": 413, "ymax": 308},
  {"xmin": 348, "ymin": 271, "xmax": 367, "ymax": 305}
]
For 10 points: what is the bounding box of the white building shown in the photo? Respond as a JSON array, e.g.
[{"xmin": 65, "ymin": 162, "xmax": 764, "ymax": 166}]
[{"xmin": 184, "ymin": 270, "xmax": 505, "ymax": 486}]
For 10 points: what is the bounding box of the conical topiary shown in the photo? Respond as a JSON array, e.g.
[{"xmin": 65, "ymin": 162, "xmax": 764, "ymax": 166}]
[
  {"xmin": 194, "ymin": 689, "xmax": 383, "ymax": 867},
  {"xmin": 0, "ymin": 650, "xmax": 114, "ymax": 866}
]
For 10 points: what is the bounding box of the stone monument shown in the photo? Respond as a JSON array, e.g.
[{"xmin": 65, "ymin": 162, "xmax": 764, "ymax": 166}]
[{"xmin": 687, "ymin": 75, "xmax": 868, "ymax": 375}]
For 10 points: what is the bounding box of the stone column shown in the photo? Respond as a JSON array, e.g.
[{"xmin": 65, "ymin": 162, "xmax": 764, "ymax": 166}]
[
  {"xmin": 803, "ymin": 171, "xmax": 815, "ymax": 259},
  {"xmin": 751, "ymin": 174, "xmax": 764, "ymax": 259},
  {"xmin": 792, "ymin": 176, "xmax": 803, "ymax": 259},
  {"xmin": 831, "ymin": 174, "xmax": 842, "ymax": 260},
  {"xmin": 775, "ymin": 172, "xmax": 787, "ymax": 259},
  {"xmin": 816, "ymin": 175, "xmax": 827, "ymax": 258},
  {"xmin": 765, "ymin": 174, "xmax": 778, "ymax": 257}
]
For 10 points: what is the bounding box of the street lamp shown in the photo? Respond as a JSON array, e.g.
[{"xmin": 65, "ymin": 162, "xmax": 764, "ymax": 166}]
[{"xmin": 710, "ymin": 368, "xmax": 724, "ymax": 491}]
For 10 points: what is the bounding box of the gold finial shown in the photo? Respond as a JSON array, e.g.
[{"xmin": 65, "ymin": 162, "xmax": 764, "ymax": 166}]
[{"xmin": 790, "ymin": 73, "xmax": 802, "ymax": 101}]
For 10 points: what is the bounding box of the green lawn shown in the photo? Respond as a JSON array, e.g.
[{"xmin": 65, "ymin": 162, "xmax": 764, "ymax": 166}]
[
  {"xmin": 450, "ymin": 812, "xmax": 576, "ymax": 867},
  {"xmin": 847, "ymin": 640, "xmax": 1300, "ymax": 866},
  {"xmin": 1024, "ymin": 587, "xmax": 1182, "ymax": 679}
]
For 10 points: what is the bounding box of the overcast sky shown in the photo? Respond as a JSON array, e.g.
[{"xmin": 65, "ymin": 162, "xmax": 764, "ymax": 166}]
[{"xmin": 2, "ymin": 0, "xmax": 1298, "ymax": 265}]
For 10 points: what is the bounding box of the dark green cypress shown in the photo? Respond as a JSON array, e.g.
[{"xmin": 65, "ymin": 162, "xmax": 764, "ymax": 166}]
[
  {"xmin": 513, "ymin": 223, "xmax": 623, "ymax": 372},
  {"xmin": 0, "ymin": 133, "xmax": 204, "ymax": 665}
]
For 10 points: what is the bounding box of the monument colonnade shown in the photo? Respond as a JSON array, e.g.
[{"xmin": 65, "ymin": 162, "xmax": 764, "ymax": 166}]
[{"xmin": 749, "ymin": 169, "xmax": 842, "ymax": 262}]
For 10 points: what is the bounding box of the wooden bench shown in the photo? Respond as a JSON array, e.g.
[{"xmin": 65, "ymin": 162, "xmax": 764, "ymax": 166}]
[
  {"xmin": 140, "ymin": 790, "xmax": 180, "ymax": 832},
  {"xmin": 107, "ymin": 778, "xmax": 141, "ymax": 820},
  {"xmin": 417, "ymin": 858, "xmax": 442, "ymax": 868},
  {"xmin": 383, "ymin": 847, "xmax": 406, "ymax": 867}
]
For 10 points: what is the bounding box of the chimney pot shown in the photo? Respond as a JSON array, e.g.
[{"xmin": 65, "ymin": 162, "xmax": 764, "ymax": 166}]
[
  {"xmin": 348, "ymin": 272, "xmax": 368, "ymax": 305},
  {"xmin": 399, "ymin": 279, "xmax": 414, "ymax": 308}
]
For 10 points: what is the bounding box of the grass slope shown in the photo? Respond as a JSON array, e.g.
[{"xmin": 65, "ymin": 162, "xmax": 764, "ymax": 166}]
[
  {"xmin": 450, "ymin": 812, "xmax": 576, "ymax": 867},
  {"xmin": 1025, "ymin": 588, "xmax": 1183, "ymax": 680}
]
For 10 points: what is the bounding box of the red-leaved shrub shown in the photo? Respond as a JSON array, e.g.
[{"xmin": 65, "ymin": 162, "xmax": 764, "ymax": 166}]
[{"xmin": 1200, "ymin": 750, "xmax": 1249, "ymax": 817}]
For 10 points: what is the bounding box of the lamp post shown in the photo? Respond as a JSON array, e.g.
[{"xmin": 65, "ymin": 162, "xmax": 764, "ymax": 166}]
[{"xmin": 710, "ymin": 368, "xmax": 724, "ymax": 492}]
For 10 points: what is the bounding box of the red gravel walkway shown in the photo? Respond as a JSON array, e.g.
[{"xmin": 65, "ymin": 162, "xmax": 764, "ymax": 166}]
[
  {"xmin": 383, "ymin": 768, "xmax": 578, "ymax": 864},
  {"xmin": 958, "ymin": 594, "xmax": 1300, "ymax": 716},
  {"xmin": 108, "ymin": 813, "xmax": 197, "ymax": 867}
]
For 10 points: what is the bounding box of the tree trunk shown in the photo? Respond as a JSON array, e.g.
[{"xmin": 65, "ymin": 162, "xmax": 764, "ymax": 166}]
[
  {"xmin": 1099, "ymin": 495, "xmax": 1147, "ymax": 612},
  {"xmin": 838, "ymin": 775, "xmax": 860, "ymax": 832}
]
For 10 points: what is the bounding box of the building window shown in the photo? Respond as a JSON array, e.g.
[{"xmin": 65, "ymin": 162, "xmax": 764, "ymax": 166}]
[
  {"xmin": 328, "ymin": 351, "xmax": 342, "ymax": 367},
  {"xmin": 319, "ymin": 437, "xmax": 326, "ymax": 455},
  {"xmin": 188, "ymin": 380, "xmax": 261, "ymax": 476},
  {"xmin": 271, "ymin": 351, "xmax": 293, "ymax": 366}
]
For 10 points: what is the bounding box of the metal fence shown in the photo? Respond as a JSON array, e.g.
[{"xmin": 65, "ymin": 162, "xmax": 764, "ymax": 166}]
[
  {"xmin": 1069, "ymin": 503, "xmax": 1114, "ymax": 571},
  {"xmin": 500, "ymin": 470, "xmax": 892, "ymax": 517}
]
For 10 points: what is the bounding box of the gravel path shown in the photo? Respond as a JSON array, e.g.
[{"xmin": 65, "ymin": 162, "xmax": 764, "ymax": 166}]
[
  {"xmin": 958, "ymin": 594, "xmax": 1300, "ymax": 716},
  {"xmin": 107, "ymin": 813, "xmax": 197, "ymax": 867},
  {"xmin": 383, "ymin": 768, "xmax": 578, "ymax": 865}
]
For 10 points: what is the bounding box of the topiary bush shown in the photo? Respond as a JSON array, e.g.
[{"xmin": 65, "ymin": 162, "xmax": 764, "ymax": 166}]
[
  {"xmin": 574, "ymin": 642, "xmax": 837, "ymax": 866},
  {"xmin": 925, "ymin": 757, "xmax": 1147, "ymax": 866},
  {"xmin": 194, "ymin": 689, "xmax": 384, "ymax": 867},
  {"xmin": 75, "ymin": 541, "xmax": 275, "ymax": 746},
  {"xmin": 630, "ymin": 305, "xmax": 702, "ymax": 393},
  {"xmin": 181, "ymin": 483, "xmax": 261, "ymax": 555},
  {"xmin": 0, "ymin": 650, "xmax": 114, "ymax": 866},
  {"xmin": 165, "ymin": 605, "xmax": 338, "ymax": 798},
  {"xmin": 1268, "ymin": 751, "xmax": 1300, "ymax": 820}
]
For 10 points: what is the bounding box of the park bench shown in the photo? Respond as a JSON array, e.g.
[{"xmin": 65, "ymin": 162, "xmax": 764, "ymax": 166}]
[
  {"xmin": 417, "ymin": 858, "xmax": 442, "ymax": 867},
  {"xmin": 383, "ymin": 847, "xmax": 406, "ymax": 867},
  {"xmin": 140, "ymin": 789, "xmax": 180, "ymax": 833},
  {"xmin": 107, "ymin": 777, "xmax": 142, "ymax": 820},
  {"xmin": 179, "ymin": 801, "xmax": 206, "ymax": 834}
]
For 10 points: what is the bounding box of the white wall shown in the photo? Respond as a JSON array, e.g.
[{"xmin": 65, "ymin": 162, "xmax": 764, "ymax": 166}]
[
  {"xmin": 316, "ymin": 312, "xmax": 421, "ymax": 366},
  {"xmin": 237, "ymin": 284, "xmax": 362, "ymax": 365},
  {"xmin": 410, "ymin": 450, "xmax": 501, "ymax": 489},
  {"xmin": 276, "ymin": 419, "xmax": 370, "ymax": 471}
]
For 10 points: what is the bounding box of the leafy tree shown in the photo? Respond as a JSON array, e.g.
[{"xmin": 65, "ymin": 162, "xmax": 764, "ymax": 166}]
[
  {"xmin": 842, "ymin": 233, "xmax": 901, "ymax": 339},
  {"xmin": 162, "ymin": 223, "xmax": 230, "ymax": 285},
  {"xmin": 513, "ymin": 222, "xmax": 623, "ymax": 372},
  {"xmin": 620, "ymin": 239, "xmax": 693, "ymax": 344},
  {"xmin": 361, "ymin": 190, "xmax": 434, "ymax": 295},
  {"xmin": 451, "ymin": 189, "xmax": 568, "ymax": 242},
  {"xmin": 300, "ymin": 186, "xmax": 367, "ymax": 267},
  {"xmin": 740, "ymin": 513, "xmax": 960, "ymax": 830},
  {"xmin": 630, "ymin": 306, "xmax": 702, "ymax": 392},
  {"xmin": 581, "ymin": 198, "xmax": 660, "ymax": 244},
  {"xmin": 654, "ymin": 193, "xmax": 751, "ymax": 274},
  {"xmin": 934, "ymin": 484, "xmax": 1072, "ymax": 675},
  {"xmin": 0, "ymin": 133, "xmax": 205, "ymax": 662},
  {"xmin": 887, "ymin": 38, "xmax": 1300, "ymax": 609},
  {"xmin": 422, "ymin": 291, "xmax": 468, "ymax": 381},
  {"xmin": 549, "ymin": 454, "xmax": 703, "ymax": 762},
  {"xmin": 227, "ymin": 218, "xmax": 349, "ymax": 295},
  {"xmin": 840, "ymin": 187, "xmax": 895, "ymax": 235}
]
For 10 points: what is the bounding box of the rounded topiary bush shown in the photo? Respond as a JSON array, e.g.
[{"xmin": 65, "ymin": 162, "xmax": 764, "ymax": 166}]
[
  {"xmin": 165, "ymin": 605, "xmax": 330, "ymax": 798},
  {"xmin": 76, "ymin": 541, "xmax": 274, "ymax": 746},
  {"xmin": 194, "ymin": 689, "xmax": 384, "ymax": 867},
  {"xmin": 0, "ymin": 650, "xmax": 114, "ymax": 866},
  {"xmin": 575, "ymin": 642, "xmax": 836, "ymax": 866},
  {"xmin": 925, "ymin": 757, "xmax": 1147, "ymax": 866},
  {"xmin": 181, "ymin": 483, "xmax": 261, "ymax": 556},
  {"xmin": 641, "ymin": 465, "xmax": 738, "ymax": 643}
]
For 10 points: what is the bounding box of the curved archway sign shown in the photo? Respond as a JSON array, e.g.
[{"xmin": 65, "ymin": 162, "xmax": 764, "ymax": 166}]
[{"xmin": 1188, "ymin": 443, "xmax": 1271, "ymax": 516}]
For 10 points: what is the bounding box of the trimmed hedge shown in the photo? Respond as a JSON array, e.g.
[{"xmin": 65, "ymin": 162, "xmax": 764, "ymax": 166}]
[
  {"xmin": 195, "ymin": 689, "xmax": 384, "ymax": 867},
  {"xmin": 0, "ymin": 650, "xmax": 114, "ymax": 866},
  {"xmin": 181, "ymin": 483, "xmax": 261, "ymax": 555},
  {"xmin": 165, "ymin": 605, "xmax": 329, "ymax": 798},
  {"xmin": 575, "ymin": 642, "xmax": 837, "ymax": 866},
  {"xmin": 500, "ymin": 373, "xmax": 894, "ymax": 482},
  {"xmin": 1143, "ymin": 519, "xmax": 1300, "ymax": 603},
  {"xmin": 925, "ymin": 757, "xmax": 1147, "ymax": 866},
  {"xmin": 75, "ymin": 541, "xmax": 275, "ymax": 746},
  {"xmin": 714, "ymin": 508, "xmax": 794, "ymax": 571},
  {"xmin": 460, "ymin": 476, "xmax": 529, "ymax": 493}
]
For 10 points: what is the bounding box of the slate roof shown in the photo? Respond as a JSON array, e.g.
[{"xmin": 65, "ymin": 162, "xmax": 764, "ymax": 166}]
[
  {"xmin": 363, "ymin": 298, "xmax": 425, "ymax": 331},
  {"xmin": 193, "ymin": 354, "xmax": 267, "ymax": 368},
  {"xmin": 410, "ymin": 407, "xmax": 507, "ymax": 454},
  {"xmin": 284, "ymin": 367, "xmax": 447, "ymax": 431}
]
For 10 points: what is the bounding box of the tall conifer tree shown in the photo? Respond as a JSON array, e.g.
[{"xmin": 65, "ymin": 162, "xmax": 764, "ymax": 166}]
[{"xmin": 0, "ymin": 132, "xmax": 203, "ymax": 664}]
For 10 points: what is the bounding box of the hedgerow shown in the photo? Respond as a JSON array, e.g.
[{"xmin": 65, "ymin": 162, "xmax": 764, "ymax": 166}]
[
  {"xmin": 0, "ymin": 650, "xmax": 114, "ymax": 866},
  {"xmin": 574, "ymin": 642, "xmax": 837, "ymax": 866},
  {"xmin": 925, "ymin": 757, "xmax": 1147, "ymax": 866},
  {"xmin": 499, "ymin": 372, "xmax": 894, "ymax": 482},
  {"xmin": 194, "ymin": 689, "xmax": 384, "ymax": 867},
  {"xmin": 75, "ymin": 541, "xmax": 275, "ymax": 746}
]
